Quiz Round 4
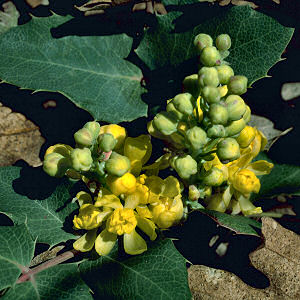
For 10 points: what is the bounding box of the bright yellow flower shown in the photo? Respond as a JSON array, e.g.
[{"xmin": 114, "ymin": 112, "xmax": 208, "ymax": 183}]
[
  {"xmin": 232, "ymin": 169, "xmax": 260, "ymax": 195},
  {"xmin": 106, "ymin": 172, "xmax": 136, "ymax": 196}
]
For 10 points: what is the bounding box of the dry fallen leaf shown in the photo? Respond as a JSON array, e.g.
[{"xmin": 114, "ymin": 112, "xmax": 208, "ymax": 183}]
[
  {"xmin": 25, "ymin": 0, "xmax": 49, "ymax": 9},
  {"xmin": 188, "ymin": 217, "xmax": 300, "ymax": 300},
  {"xmin": 0, "ymin": 1, "xmax": 19, "ymax": 34},
  {"xmin": 0, "ymin": 103, "xmax": 45, "ymax": 167}
]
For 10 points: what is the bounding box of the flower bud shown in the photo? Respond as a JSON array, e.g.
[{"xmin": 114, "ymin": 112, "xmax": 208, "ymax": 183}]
[
  {"xmin": 171, "ymin": 155, "xmax": 197, "ymax": 180},
  {"xmin": 216, "ymin": 34, "xmax": 231, "ymax": 51},
  {"xmin": 71, "ymin": 148, "xmax": 93, "ymax": 172},
  {"xmin": 44, "ymin": 144, "xmax": 73, "ymax": 158},
  {"xmin": 225, "ymin": 118, "xmax": 246, "ymax": 136},
  {"xmin": 182, "ymin": 74, "xmax": 201, "ymax": 98},
  {"xmin": 225, "ymin": 95, "xmax": 246, "ymax": 121},
  {"xmin": 217, "ymin": 138, "xmax": 240, "ymax": 161},
  {"xmin": 227, "ymin": 75, "xmax": 248, "ymax": 95},
  {"xmin": 200, "ymin": 46, "xmax": 221, "ymax": 67},
  {"xmin": 166, "ymin": 101, "xmax": 184, "ymax": 120},
  {"xmin": 216, "ymin": 65, "xmax": 234, "ymax": 85},
  {"xmin": 218, "ymin": 85, "xmax": 228, "ymax": 98},
  {"xmin": 194, "ymin": 33, "xmax": 213, "ymax": 53},
  {"xmin": 202, "ymin": 86, "xmax": 221, "ymax": 104},
  {"xmin": 208, "ymin": 103, "xmax": 228, "ymax": 125},
  {"xmin": 243, "ymin": 105, "xmax": 251, "ymax": 123},
  {"xmin": 232, "ymin": 169, "xmax": 260, "ymax": 195},
  {"xmin": 99, "ymin": 124, "xmax": 127, "ymax": 149},
  {"xmin": 83, "ymin": 121, "xmax": 101, "ymax": 139},
  {"xmin": 198, "ymin": 67, "xmax": 219, "ymax": 87},
  {"xmin": 202, "ymin": 116, "xmax": 212, "ymax": 128},
  {"xmin": 172, "ymin": 93, "xmax": 195, "ymax": 115},
  {"xmin": 74, "ymin": 128, "xmax": 94, "ymax": 147},
  {"xmin": 207, "ymin": 124, "xmax": 226, "ymax": 138},
  {"xmin": 202, "ymin": 166, "xmax": 224, "ymax": 186},
  {"xmin": 105, "ymin": 152, "xmax": 131, "ymax": 177},
  {"xmin": 43, "ymin": 152, "xmax": 70, "ymax": 177},
  {"xmin": 188, "ymin": 185, "xmax": 201, "ymax": 201},
  {"xmin": 147, "ymin": 120, "xmax": 165, "ymax": 139},
  {"xmin": 236, "ymin": 126, "xmax": 256, "ymax": 148},
  {"xmin": 98, "ymin": 133, "xmax": 117, "ymax": 152},
  {"xmin": 186, "ymin": 126, "xmax": 207, "ymax": 150},
  {"xmin": 106, "ymin": 172, "xmax": 136, "ymax": 196},
  {"xmin": 153, "ymin": 111, "xmax": 178, "ymax": 136}
]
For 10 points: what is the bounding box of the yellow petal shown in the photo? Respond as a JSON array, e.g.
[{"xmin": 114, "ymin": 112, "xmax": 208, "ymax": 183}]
[
  {"xmin": 75, "ymin": 191, "xmax": 93, "ymax": 207},
  {"xmin": 222, "ymin": 185, "xmax": 233, "ymax": 207},
  {"xmin": 95, "ymin": 229, "xmax": 117, "ymax": 256},
  {"xmin": 145, "ymin": 176, "xmax": 165, "ymax": 195},
  {"xmin": 161, "ymin": 176, "xmax": 181, "ymax": 198},
  {"xmin": 94, "ymin": 188, "xmax": 123, "ymax": 209},
  {"xmin": 136, "ymin": 216, "xmax": 157, "ymax": 241},
  {"xmin": 206, "ymin": 194, "xmax": 227, "ymax": 213},
  {"xmin": 73, "ymin": 229, "xmax": 97, "ymax": 252},
  {"xmin": 136, "ymin": 205, "xmax": 153, "ymax": 219},
  {"xmin": 247, "ymin": 160, "xmax": 274, "ymax": 176},
  {"xmin": 142, "ymin": 153, "xmax": 171, "ymax": 171},
  {"xmin": 128, "ymin": 159, "xmax": 142, "ymax": 177},
  {"xmin": 123, "ymin": 230, "xmax": 147, "ymax": 255},
  {"xmin": 236, "ymin": 193, "xmax": 262, "ymax": 216},
  {"xmin": 99, "ymin": 124, "xmax": 127, "ymax": 149}
]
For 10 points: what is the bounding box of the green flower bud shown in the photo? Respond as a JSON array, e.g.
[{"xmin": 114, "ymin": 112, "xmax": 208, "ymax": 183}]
[
  {"xmin": 74, "ymin": 128, "xmax": 94, "ymax": 147},
  {"xmin": 194, "ymin": 33, "xmax": 213, "ymax": 53},
  {"xmin": 225, "ymin": 118, "xmax": 246, "ymax": 136},
  {"xmin": 171, "ymin": 155, "xmax": 197, "ymax": 180},
  {"xmin": 186, "ymin": 126, "xmax": 207, "ymax": 150},
  {"xmin": 216, "ymin": 65, "xmax": 234, "ymax": 85},
  {"xmin": 188, "ymin": 185, "xmax": 201, "ymax": 201},
  {"xmin": 216, "ymin": 34, "xmax": 231, "ymax": 51},
  {"xmin": 200, "ymin": 46, "xmax": 221, "ymax": 67},
  {"xmin": 207, "ymin": 124, "xmax": 226, "ymax": 138},
  {"xmin": 166, "ymin": 102, "xmax": 184, "ymax": 120},
  {"xmin": 217, "ymin": 138, "xmax": 240, "ymax": 161},
  {"xmin": 243, "ymin": 105, "xmax": 251, "ymax": 123},
  {"xmin": 209, "ymin": 103, "xmax": 228, "ymax": 125},
  {"xmin": 83, "ymin": 121, "xmax": 101, "ymax": 139},
  {"xmin": 225, "ymin": 95, "xmax": 246, "ymax": 121},
  {"xmin": 228, "ymin": 75, "xmax": 248, "ymax": 95},
  {"xmin": 202, "ymin": 116, "xmax": 212, "ymax": 128},
  {"xmin": 202, "ymin": 86, "xmax": 221, "ymax": 104},
  {"xmin": 198, "ymin": 67, "xmax": 220, "ymax": 87},
  {"xmin": 105, "ymin": 152, "xmax": 130, "ymax": 177},
  {"xmin": 182, "ymin": 74, "xmax": 201, "ymax": 98},
  {"xmin": 43, "ymin": 152, "xmax": 70, "ymax": 177},
  {"xmin": 98, "ymin": 133, "xmax": 117, "ymax": 152},
  {"xmin": 172, "ymin": 93, "xmax": 195, "ymax": 115},
  {"xmin": 71, "ymin": 148, "xmax": 93, "ymax": 172},
  {"xmin": 202, "ymin": 167, "xmax": 224, "ymax": 186},
  {"xmin": 153, "ymin": 111, "xmax": 178, "ymax": 136}
]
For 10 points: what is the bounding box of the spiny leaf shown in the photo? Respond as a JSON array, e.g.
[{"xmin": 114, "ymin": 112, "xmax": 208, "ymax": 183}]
[
  {"xmin": 136, "ymin": 6, "xmax": 294, "ymax": 85},
  {"xmin": 0, "ymin": 14, "xmax": 147, "ymax": 123},
  {"xmin": 80, "ymin": 239, "xmax": 192, "ymax": 300},
  {"xmin": 0, "ymin": 166, "xmax": 77, "ymax": 246}
]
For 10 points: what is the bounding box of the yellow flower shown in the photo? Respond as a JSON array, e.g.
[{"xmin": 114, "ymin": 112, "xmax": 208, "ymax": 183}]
[
  {"xmin": 99, "ymin": 124, "xmax": 127, "ymax": 149},
  {"xmin": 232, "ymin": 169, "xmax": 260, "ymax": 195},
  {"xmin": 106, "ymin": 172, "xmax": 137, "ymax": 196}
]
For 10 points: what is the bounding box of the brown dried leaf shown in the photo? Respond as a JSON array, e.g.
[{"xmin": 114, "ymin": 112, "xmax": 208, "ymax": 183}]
[
  {"xmin": 25, "ymin": 0, "xmax": 49, "ymax": 9},
  {"xmin": 188, "ymin": 217, "xmax": 300, "ymax": 300},
  {"xmin": 0, "ymin": 103, "xmax": 44, "ymax": 167}
]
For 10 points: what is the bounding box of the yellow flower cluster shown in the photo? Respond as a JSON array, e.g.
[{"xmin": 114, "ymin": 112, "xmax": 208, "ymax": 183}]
[
  {"xmin": 72, "ymin": 127, "xmax": 184, "ymax": 256},
  {"xmin": 204, "ymin": 126, "xmax": 274, "ymax": 215}
]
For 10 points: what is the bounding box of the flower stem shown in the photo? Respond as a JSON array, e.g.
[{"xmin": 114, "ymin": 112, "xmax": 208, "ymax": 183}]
[{"xmin": 17, "ymin": 249, "xmax": 80, "ymax": 284}]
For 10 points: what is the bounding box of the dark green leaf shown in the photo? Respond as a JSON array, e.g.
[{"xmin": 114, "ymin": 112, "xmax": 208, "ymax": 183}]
[
  {"xmin": 201, "ymin": 209, "xmax": 261, "ymax": 236},
  {"xmin": 136, "ymin": 6, "xmax": 294, "ymax": 85},
  {"xmin": 3, "ymin": 264, "xmax": 93, "ymax": 300},
  {"xmin": 0, "ymin": 166, "xmax": 77, "ymax": 246},
  {"xmin": 0, "ymin": 225, "xmax": 34, "ymax": 290},
  {"xmin": 80, "ymin": 239, "xmax": 192, "ymax": 300},
  {"xmin": 0, "ymin": 15, "xmax": 147, "ymax": 123}
]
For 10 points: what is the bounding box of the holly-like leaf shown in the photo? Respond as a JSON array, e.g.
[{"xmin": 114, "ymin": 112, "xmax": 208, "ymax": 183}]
[
  {"xmin": 3, "ymin": 264, "xmax": 93, "ymax": 300},
  {"xmin": 80, "ymin": 239, "xmax": 192, "ymax": 300},
  {"xmin": 0, "ymin": 166, "xmax": 77, "ymax": 246},
  {"xmin": 0, "ymin": 224, "xmax": 34, "ymax": 291},
  {"xmin": 253, "ymin": 153, "xmax": 300, "ymax": 199},
  {"xmin": 0, "ymin": 14, "xmax": 147, "ymax": 123},
  {"xmin": 201, "ymin": 209, "xmax": 261, "ymax": 236},
  {"xmin": 136, "ymin": 6, "xmax": 294, "ymax": 85}
]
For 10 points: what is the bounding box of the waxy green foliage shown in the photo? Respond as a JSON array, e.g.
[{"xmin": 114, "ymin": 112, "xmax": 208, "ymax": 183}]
[
  {"xmin": 80, "ymin": 239, "xmax": 192, "ymax": 300},
  {"xmin": 0, "ymin": 14, "xmax": 146, "ymax": 123},
  {"xmin": 0, "ymin": 166, "xmax": 76, "ymax": 246},
  {"xmin": 136, "ymin": 6, "xmax": 294, "ymax": 85}
]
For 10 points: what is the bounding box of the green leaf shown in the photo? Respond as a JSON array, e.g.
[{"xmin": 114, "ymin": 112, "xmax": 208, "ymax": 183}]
[
  {"xmin": 253, "ymin": 153, "xmax": 300, "ymax": 198},
  {"xmin": 0, "ymin": 166, "xmax": 77, "ymax": 246},
  {"xmin": 136, "ymin": 6, "xmax": 294, "ymax": 85},
  {"xmin": 200, "ymin": 209, "xmax": 261, "ymax": 236},
  {"xmin": 80, "ymin": 239, "xmax": 192, "ymax": 300},
  {"xmin": 0, "ymin": 14, "xmax": 147, "ymax": 123},
  {"xmin": 0, "ymin": 224, "xmax": 34, "ymax": 291},
  {"xmin": 3, "ymin": 264, "xmax": 93, "ymax": 300}
]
